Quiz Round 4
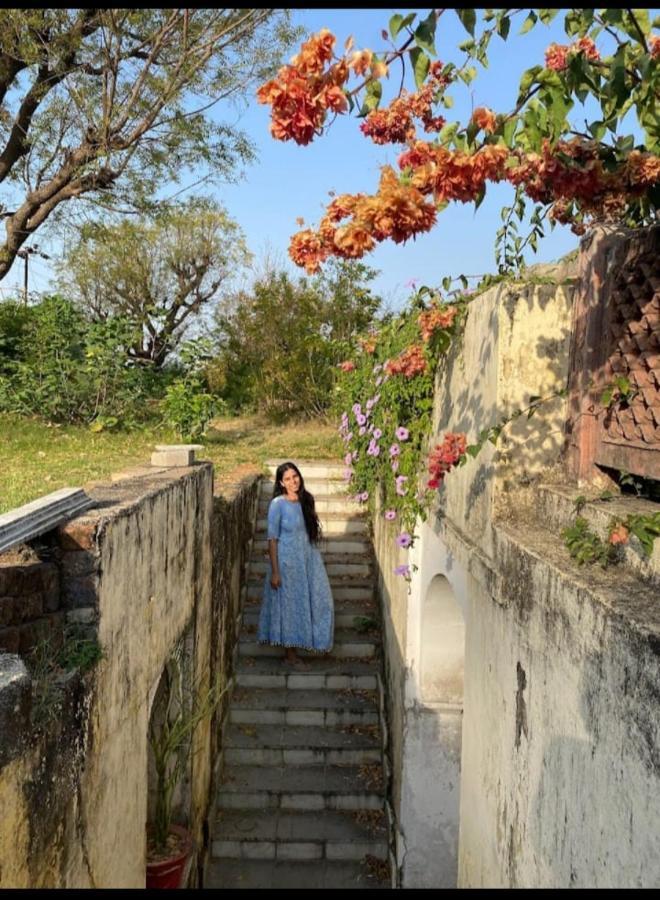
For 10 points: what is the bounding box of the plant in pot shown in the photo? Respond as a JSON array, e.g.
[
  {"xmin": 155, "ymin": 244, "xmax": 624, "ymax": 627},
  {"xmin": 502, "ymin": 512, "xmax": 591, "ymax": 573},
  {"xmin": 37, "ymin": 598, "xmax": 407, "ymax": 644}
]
[{"xmin": 146, "ymin": 647, "xmax": 226, "ymax": 889}]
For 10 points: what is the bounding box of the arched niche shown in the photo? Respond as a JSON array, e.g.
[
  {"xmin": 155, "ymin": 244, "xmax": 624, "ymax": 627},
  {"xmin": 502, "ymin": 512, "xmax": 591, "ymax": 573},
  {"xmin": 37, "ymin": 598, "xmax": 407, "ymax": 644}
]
[{"xmin": 420, "ymin": 574, "xmax": 465, "ymax": 705}]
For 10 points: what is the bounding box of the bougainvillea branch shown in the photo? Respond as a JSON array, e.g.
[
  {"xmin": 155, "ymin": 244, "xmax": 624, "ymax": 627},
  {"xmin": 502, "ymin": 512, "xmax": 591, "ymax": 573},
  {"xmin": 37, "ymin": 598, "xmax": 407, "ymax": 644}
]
[{"xmin": 258, "ymin": 9, "xmax": 660, "ymax": 274}]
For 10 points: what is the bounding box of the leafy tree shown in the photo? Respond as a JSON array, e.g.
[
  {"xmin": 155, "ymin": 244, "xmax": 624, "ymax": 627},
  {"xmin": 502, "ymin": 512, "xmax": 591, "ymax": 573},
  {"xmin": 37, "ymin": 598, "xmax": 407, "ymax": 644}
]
[
  {"xmin": 0, "ymin": 9, "xmax": 298, "ymax": 280},
  {"xmin": 60, "ymin": 198, "xmax": 251, "ymax": 366},
  {"xmin": 213, "ymin": 259, "xmax": 381, "ymax": 419}
]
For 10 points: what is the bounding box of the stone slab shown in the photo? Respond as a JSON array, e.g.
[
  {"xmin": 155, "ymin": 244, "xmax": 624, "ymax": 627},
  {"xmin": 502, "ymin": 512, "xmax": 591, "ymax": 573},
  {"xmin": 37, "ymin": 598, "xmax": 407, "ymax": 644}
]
[{"xmin": 0, "ymin": 488, "xmax": 93, "ymax": 555}]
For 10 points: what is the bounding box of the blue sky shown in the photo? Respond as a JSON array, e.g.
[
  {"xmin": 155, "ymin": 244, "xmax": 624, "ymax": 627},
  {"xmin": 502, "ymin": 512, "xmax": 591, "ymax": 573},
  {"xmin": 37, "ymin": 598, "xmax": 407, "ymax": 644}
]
[{"xmin": 2, "ymin": 9, "xmax": 654, "ymax": 309}]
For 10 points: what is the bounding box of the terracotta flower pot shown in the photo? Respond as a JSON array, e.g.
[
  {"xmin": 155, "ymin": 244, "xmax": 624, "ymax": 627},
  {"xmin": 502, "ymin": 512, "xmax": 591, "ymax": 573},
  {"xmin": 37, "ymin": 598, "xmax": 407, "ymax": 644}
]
[{"xmin": 146, "ymin": 824, "xmax": 193, "ymax": 889}]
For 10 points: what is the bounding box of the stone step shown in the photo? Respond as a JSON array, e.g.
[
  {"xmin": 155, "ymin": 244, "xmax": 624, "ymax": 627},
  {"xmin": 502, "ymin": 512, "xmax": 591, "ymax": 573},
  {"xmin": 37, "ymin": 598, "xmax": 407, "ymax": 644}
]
[
  {"xmin": 241, "ymin": 607, "xmax": 379, "ymax": 632},
  {"xmin": 249, "ymin": 558, "xmax": 373, "ymax": 578},
  {"xmin": 246, "ymin": 573, "xmax": 374, "ymax": 603},
  {"xmin": 253, "ymin": 537, "xmax": 372, "ymax": 555},
  {"xmin": 257, "ymin": 515, "xmax": 369, "ymax": 535},
  {"xmin": 235, "ymin": 656, "xmax": 379, "ymax": 681},
  {"xmin": 238, "ymin": 629, "xmax": 378, "ymax": 660},
  {"xmin": 258, "ymin": 496, "xmax": 363, "ymax": 515},
  {"xmin": 205, "ymin": 857, "xmax": 391, "ymax": 889},
  {"xmin": 265, "ymin": 460, "xmax": 348, "ymax": 480},
  {"xmin": 228, "ymin": 687, "xmax": 379, "ymax": 728},
  {"xmin": 245, "ymin": 583, "xmax": 375, "ymax": 605},
  {"xmin": 212, "ymin": 808, "xmax": 388, "ymax": 861},
  {"xmin": 223, "ymin": 722, "xmax": 382, "ymax": 766},
  {"xmin": 224, "ymin": 722, "xmax": 381, "ymax": 767},
  {"xmin": 260, "ymin": 479, "xmax": 349, "ymax": 497},
  {"xmin": 216, "ymin": 764, "xmax": 385, "ymax": 811}
]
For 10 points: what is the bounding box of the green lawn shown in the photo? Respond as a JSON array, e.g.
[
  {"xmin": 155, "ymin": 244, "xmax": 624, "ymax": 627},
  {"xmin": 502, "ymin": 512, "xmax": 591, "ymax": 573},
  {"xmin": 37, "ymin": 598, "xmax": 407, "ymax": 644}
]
[{"xmin": 0, "ymin": 414, "xmax": 342, "ymax": 514}]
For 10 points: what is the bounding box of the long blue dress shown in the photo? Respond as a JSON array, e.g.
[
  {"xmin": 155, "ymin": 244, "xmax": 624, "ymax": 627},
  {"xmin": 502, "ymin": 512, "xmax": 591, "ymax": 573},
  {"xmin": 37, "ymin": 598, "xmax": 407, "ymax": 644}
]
[{"xmin": 258, "ymin": 496, "xmax": 334, "ymax": 651}]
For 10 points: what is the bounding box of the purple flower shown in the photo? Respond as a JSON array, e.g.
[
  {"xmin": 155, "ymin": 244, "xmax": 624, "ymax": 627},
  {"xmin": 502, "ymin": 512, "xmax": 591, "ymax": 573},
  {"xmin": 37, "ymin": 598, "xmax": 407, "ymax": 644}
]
[
  {"xmin": 343, "ymin": 468, "xmax": 353, "ymax": 481},
  {"xmin": 389, "ymin": 443, "xmax": 400, "ymax": 457},
  {"xmin": 384, "ymin": 509, "xmax": 396, "ymax": 521},
  {"xmin": 391, "ymin": 458, "xmax": 399, "ymax": 472},
  {"xmin": 374, "ymin": 393, "xmax": 381, "ymax": 403},
  {"xmin": 395, "ymin": 426, "xmax": 409, "ymax": 441},
  {"xmin": 394, "ymin": 564, "xmax": 410, "ymax": 577},
  {"xmin": 346, "ymin": 431, "xmax": 353, "ymax": 441},
  {"xmin": 373, "ymin": 428, "xmax": 382, "ymax": 439},
  {"xmin": 352, "ymin": 403, "xmax": 362, "ymax": 415},
  {"xmin": 368, "ymin": 423, "xmax": 374, "ymax": 433},
  {"xmin": 356, "ymin": 413, "xmax": 367, "ymax": 426},
  {"xmin": 373, "ymin": 363, "xmax": 383, "ymax": 374},
  {"xmin": 375, "ymin": 376, "xmax": 383, "ymax": 386},
  {"xmin": 396, "ymin": 532, "xmax": 412, "ymax": 548},
  {"xmin": 366, "ymin": 398, "xmax": 375, "ymax": 410},
  {"xmin": 395, "ymin": 475, "xmax": 408, "ymax": 496},
  {"xmin": 344, "ymin": 452, "xmax": 352, "ymax": 465},
  {"xmin": 359, "ymin": 491, "xmax": 369, "ymax": 502},
  {"xmin": 367, "ymin": 440, "xmax": 381, "ymax": 457},
  {"xmin": 405, "ymin": 277, "xmax": 419, "ymax": 289},
  {"xmin": 359, "ymin": 426, "xmax": 366, "ymax": 436}
]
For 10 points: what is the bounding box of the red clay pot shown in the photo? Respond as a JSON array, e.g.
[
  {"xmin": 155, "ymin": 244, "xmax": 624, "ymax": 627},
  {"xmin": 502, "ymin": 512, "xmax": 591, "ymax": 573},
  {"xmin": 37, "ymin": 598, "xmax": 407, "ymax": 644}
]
[{"xmin": 146, "ymin": 824, "xmax": 193, "ymax": 889}]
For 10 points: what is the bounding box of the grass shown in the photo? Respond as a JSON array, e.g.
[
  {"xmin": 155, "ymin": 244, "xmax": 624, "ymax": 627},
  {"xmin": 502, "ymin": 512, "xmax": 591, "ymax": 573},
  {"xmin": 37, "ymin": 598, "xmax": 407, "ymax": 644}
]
[{"xmin": 0, "ymin": 413, "xmax": 342, "ymax": 514}]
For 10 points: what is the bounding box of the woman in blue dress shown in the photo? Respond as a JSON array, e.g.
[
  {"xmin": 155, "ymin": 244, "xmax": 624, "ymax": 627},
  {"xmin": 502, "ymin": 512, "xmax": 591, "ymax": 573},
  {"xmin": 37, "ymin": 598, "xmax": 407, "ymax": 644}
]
[{"xmin": 258, "ymin": 461, "xmax": 334, "ymax": 667}]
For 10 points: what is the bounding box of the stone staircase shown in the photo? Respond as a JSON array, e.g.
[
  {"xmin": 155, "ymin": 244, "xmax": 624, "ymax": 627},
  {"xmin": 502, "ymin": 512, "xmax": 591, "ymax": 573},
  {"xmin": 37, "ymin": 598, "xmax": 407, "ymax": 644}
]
[{"xmin": 206, "ymin": 461, "xmax": 392, "ymax": 890}]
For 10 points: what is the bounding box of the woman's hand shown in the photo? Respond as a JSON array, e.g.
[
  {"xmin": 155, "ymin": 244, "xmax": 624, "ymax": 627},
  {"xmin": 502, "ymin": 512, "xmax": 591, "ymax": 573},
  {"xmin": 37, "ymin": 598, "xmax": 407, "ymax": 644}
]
[{"xmin": 270, "ymin": 572, "xmax": 281, "ymax": 589}]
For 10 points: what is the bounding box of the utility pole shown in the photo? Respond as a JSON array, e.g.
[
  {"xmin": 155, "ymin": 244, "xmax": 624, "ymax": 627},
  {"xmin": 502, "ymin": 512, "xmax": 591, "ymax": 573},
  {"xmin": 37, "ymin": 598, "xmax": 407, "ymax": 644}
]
[{"xmin": 16, "ymin": 245, "xmax": 51, "ymax": 305}]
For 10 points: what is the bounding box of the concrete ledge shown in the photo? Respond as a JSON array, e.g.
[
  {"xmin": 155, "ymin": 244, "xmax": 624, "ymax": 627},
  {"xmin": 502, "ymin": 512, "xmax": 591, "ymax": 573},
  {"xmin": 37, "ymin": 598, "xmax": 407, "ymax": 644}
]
[
  {"xmin": 0, "ymin": 488, "xmax": 93, "ymax": 555},
  {"xmin": 151, "ymin": 444, "xmax": 204, "ymax": 467}
]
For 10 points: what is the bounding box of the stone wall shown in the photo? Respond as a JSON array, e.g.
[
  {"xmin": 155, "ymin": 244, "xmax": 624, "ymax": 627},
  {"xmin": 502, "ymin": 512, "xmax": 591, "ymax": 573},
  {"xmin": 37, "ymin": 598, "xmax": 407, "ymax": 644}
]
[
  {"xmin": 373, "ymin": 239, "xmax": 660, "ymax": 888},
  {"xmin": 0, "ymin": 463, "xmax": 260, "ymax": 888}
]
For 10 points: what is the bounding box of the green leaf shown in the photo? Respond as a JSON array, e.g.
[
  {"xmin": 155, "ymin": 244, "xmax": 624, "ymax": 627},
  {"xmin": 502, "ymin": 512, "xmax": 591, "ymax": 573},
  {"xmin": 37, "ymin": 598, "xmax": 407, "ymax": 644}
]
[
  {"xmin": 517, "ymin": 65, "xmax": 542, "ymax": 105},
  {"xmin": 496, "ymin": 14, "xmax": 511, "ymax": 40},
  {"xmin": 459, "ymin": 65, "xmax": 478, "ymax": 85},
  {"xmin": 390, "ymin": 12, "xmax": 416, "ymax": 39},
  {"xmin": 409, "ymin": 47, "xmax": 430, "ymax": 89},
  {"xmin": 600, "ymin": 387, "xmax": 614, "ymax": 406},
  {"xmin": 456, "ymin": 8, "xmax": 476, "ymax": 37},
  {"xmin": 414, "ymin": 13, "xmax": 437, "ymax": 55},
  {"xmin": 538, "ymin": 9, "xmax": 560, "ymax": 25},
  {"xmin": 519, "ymin": 11, "xmax": 538, "ymax": 34}
]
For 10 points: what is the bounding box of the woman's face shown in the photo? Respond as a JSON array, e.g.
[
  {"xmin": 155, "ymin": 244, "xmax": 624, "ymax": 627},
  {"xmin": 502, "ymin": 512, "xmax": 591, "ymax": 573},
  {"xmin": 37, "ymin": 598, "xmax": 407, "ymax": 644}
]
[{"xmin": 280, "ymin": 467, "xmax": 301, "ymax": 495}]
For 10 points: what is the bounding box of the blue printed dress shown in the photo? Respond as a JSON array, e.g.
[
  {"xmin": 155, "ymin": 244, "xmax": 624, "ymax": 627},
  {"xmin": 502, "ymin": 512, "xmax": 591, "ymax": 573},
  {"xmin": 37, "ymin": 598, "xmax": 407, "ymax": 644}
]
[{"xmin": 258, "ymin": 496, "xmax": 334, "ymax": 651}]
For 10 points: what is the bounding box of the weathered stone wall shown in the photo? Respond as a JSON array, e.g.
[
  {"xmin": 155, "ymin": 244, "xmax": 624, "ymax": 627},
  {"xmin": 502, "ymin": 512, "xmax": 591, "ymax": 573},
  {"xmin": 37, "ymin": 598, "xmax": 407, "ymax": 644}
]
[
  {"xmin": 0, "ymin": 463, "xmax": 259, "ymax": 888},
  {"xmin": 0, "ymin": 555, "xmax": 62, "ymax": 656},
  {"xmin": 373, "ymin": 241, "xmax": 660, "ymax": 888}
]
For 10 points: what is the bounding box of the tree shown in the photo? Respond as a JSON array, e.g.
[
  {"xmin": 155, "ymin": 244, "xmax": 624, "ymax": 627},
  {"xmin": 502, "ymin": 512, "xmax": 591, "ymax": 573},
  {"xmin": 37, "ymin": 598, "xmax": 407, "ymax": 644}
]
[
  {"xmin": 213, "ymin": 259, "xmax": 381, "ymax": 418},
  {"xmin": 0, "ymin": 9, "xmax": 298, "ymax": 280},
  {"xmin": 60, "ymin": 198, "xmax": 251, "ymax": 366},
  {"xmin": 257, "ymin": 9, "xmax": 659, "ymax": 275}
]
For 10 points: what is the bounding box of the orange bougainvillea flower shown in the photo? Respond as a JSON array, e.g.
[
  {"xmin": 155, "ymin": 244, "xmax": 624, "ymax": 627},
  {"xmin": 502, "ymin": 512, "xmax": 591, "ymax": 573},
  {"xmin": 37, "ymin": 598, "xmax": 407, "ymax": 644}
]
[
  {"xmin": 651, "ymin": 35, "xmax": 660, "ymax": 59},
  {"xmin": 471, "ymin": 106, "xmax": 497, "ymax": 134},
  {"xmin": 418, "ymin": 305, "xmax": 459, "ymax": 341},
  {"xmin": 339, "ymin": 359, "xmax": 356, "ymax": 372},
  {"xmin": 545, "ymin": 42, "xmax": 569, "ymax": 71},
  {"xmin": 609, "ymin": 524, "xmax": 630, "ymax": 545},
  {"xmin": 349, "ymin": 48, "xmax": 373, "ymax": 76},
  {"xmin": 385, "ymin": 344, "xmax": 428, "ymax": 378}
]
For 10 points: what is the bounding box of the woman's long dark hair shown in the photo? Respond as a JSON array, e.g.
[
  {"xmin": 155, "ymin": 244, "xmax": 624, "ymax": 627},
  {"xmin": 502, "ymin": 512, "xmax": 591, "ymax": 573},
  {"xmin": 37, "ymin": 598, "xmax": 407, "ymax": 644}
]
[{"xmin": 273, "ymin": 462, "xmax": 322, "ymax": 544}]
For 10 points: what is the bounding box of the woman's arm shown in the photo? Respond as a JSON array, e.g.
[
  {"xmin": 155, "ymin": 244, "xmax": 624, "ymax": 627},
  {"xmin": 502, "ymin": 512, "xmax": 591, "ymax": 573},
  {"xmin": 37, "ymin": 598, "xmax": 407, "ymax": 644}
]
[{"xmin": 269, "ymin": 538, "xmax": 281, "ymax": 589}]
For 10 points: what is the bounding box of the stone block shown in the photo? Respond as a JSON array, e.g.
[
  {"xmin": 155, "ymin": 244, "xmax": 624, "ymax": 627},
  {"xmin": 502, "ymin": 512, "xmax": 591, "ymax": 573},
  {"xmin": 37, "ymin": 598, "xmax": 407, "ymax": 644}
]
[
  {"xmin": 281, "ymin": 793, "xmax": 324, "ymax": 811},
  {"xmin": 242, "ymin": 842, "xmax": 276, "ymax": 860},
  {"xmin": 151, "ymin": 445, "xmax": 203, "ymax": 467},
  {"xmin": 62, "ymin": 575, "xmax": 98, "ymax": 608},
  {"xmin": 66, "ymin": 607, "xmax": 98, "ymax": 626},
  {"xmin": 61, "ymin": 551, "xmax": 98, "ymax": 578},
  {"xmin": 0, "ymin": 627, "xmax": 19, "ymax": 654},
  {"xmin": 0, "ymin": 488, "xmax": 93, "ymax": 555},
  {"xmin": 18, "ymin": 613, "xmax": 64, "ymax": 656},
  {"xmin": 17, "ymin": 592, "xmax": 44, "ymax": 622},
  {"xmin": 0, "ymin": 597, "xmax": 16, "ymax": 628},
  {"xmin": 57, "ymin": 520, "xmax": 98, "ymax": 551}
]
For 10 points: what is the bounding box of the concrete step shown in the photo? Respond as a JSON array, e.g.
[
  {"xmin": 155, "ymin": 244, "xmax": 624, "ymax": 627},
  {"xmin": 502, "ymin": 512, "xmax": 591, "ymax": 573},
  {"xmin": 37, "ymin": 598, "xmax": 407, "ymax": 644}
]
[
  {"xmin": 253, "ymin": 537, "xmax": 372, "ymax": 555},
  {"xmin": 245, "ymin": 581, "xmax": 375, "ymax": 604},
  {"xmin": 249, "ymin": 558, "xmax": 373, "ymax": 578},
  {"xmin": 265, "ymin": 460, "xmax": 348, "ymax": 480},
  {"xmin": 238, "ymin": 631, "xmax": 378, "ymax": 660},
  {"xmin": 258, "ymin": 496, "xmax": 363, "ymax": 515},
  {"xmin": 212, "ymin": 808, "xmax": 388, "ymax": 861},
  {"xmin": 224, "ymin": 722, "xmax": 381, "ymax": 767},
  {"xmin": 242, "ymin": 607, "xmax": 379, "ymax": 632},
  {"xmin": 228, "ymin": 687, "xmax": 379, "ymax": 728},
  {"xmin": 257, "ymin": 515, "xmax": 369, "ymax": 535},
  {"xmin": 205, "ymin": 857, "xmax": 391, "ymax": 889},
  {"xmin": 235, "ymin": 656, "xmax": 379, "ymax": 682},
  {"xmin": 216, "ymin": 764, "xmax": 385, "ymax": 811},
  {"xmin": 260, "ymin": 479, "xmax": 350, "ymax": 497}
]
